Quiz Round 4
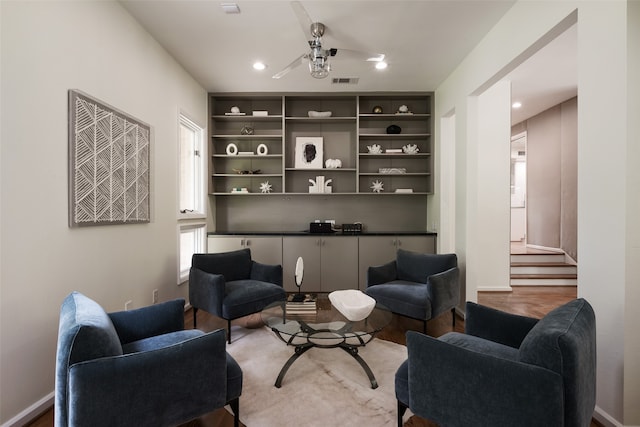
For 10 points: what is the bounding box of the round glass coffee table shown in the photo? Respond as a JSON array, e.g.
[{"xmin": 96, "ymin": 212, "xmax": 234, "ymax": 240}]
[{"xmin": 260, "ymin": 298, "xmax": 392, "ymax": 389}]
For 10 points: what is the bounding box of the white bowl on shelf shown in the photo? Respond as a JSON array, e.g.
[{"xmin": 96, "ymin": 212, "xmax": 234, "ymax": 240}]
[
  {"xmin": 308, "ymin": 111, "xmax": 332, "ymax": 117},
  {"xmin": 329, "ymin": 289, "xmax": 376, "ymax": 322}
]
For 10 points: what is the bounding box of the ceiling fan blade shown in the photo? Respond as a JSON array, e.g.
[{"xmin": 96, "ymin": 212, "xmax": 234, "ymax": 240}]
[
  {"xmin": 272, "ymin": 53, "xmax": 307, "ymax": 79},
  {"xmin": 333, "ymin": 48, "xmax": 385, "ymax": 62},
  {"xmin": 291, "ymin": 1, "xmax": 314, "ymax": 39}
]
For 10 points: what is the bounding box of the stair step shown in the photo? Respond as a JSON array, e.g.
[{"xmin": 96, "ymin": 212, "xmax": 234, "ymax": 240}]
[
  {"xmin": 510, "ymin": 276, "xmax": 578, "ymax": 286},
  {"xmin": 511, "ymin": 273, "xmax": 577, "ymax": 280},
  {"xmin": 511, "ymin": 263, "xmax": 577, "ymax": 275},
  {"xmin": 510, "ymin": 253, "xmax": 566, "ymax": 263}
]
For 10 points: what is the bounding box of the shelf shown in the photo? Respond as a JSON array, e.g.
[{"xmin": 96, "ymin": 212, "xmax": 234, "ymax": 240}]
[
  {"xmin": 359, "ymin": 173, "xmax": 431, "ymax": 176},
  {"xmin": 212, "ymin": 115, "xmax": 283, "ymax": 121},
  {"xmin": 359, "ymin": 153, "xmax": 431, "ymax": 158},
  {"xmin": 358, "ymin": 133, "xmax": 431, "ymax": 138},
  {"xmin": 213, "ymin": 174, "xmax": 283, "ymax": 177},
  {"xmin": 212, "ymin": 134, "xmax": 282, "ymax": 139},
  {"xmin": 359, "ymin": 113, "xmax": 431, "ymax": 120},
  {"xmin": 213, "ymin": 154, "xmax": 282, "ymax": 158},
  {"xmin": 285, "ymin": 117, "xmax": 357, "ymax": 123},
  {"xmin": 209, "ymin": 92, "xmax": 432, "ymax": 197},
  {"xmin": 212, "ymin": 192, "xmax": 284, "ymax": 196},
  {"xmin": 285, "ymin": 168, "xmax": 357, "ymax": 172}
]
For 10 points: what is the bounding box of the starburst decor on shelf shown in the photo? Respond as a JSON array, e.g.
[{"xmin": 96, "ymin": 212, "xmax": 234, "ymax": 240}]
[
  {"xmin": 371, "ymin": 180, "xmax": 384, "ymax": 193},
  {"xmin": 260, "ymin": 181, "xmax": 273, "ymax": 193}
]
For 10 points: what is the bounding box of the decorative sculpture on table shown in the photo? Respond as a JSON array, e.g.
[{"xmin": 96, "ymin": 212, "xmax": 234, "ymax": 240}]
[{"xmin": 291, "ymin": 257, "xmax": 305, "ymax": 302}]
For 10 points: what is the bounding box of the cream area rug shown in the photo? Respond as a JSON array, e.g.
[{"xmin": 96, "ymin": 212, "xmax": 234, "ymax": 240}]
[{"xmin": 225, "ymin": 326, "xmax": 411, "ymax": 427}]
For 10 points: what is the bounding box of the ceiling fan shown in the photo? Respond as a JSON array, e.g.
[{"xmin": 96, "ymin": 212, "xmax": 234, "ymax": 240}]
[{"xmin": 272, "ymin": 1, "xmax": 385, "ymax": 79}]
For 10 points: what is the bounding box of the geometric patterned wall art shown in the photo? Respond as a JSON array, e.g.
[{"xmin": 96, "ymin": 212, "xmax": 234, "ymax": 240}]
[{"xmin": 68, "ymin": 90, "xmax": 151, "ymax": 227}]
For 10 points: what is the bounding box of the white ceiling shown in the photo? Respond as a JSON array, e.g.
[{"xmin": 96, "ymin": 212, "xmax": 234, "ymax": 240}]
[{"xmin": 120, "ymin": 0, "xmax": 577, "ymax": 124}]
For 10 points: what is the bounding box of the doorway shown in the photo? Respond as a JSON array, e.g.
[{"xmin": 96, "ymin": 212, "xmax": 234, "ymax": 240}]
[{"xmin": 510, "ymin": 131, "xmax": 527, "ymax": 244}]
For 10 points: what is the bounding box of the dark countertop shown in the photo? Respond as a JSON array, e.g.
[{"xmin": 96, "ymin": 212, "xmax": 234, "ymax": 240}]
[{"xmin": 208, "ymin": 230, "xmax": 436, "ymax": 236}]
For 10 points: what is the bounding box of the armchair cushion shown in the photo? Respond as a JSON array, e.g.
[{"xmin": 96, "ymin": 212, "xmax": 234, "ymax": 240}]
[
  {"xmin": 192, "ymin": 249, "xmax": 252, "ymax": 281},
  {"xmin": 365, "ymin": 281, "xmax": 430, "ymax": 320},
  {"xmin": 465, "ymin": 301, "xmax": 539, "ymax": 348},
  {"xmin": 122, "ymin": 329, "xmax": 204, "ymax": 353},
  {"xmin": 396, "ymin": 250, "xmax": 457, "ymax": 283},
  {"xmin": 224, "ymin": 279, "xmax": 287, "ymax": 319},
  {"xmin": 109, "ymin": 298, "xmax": 185, "ymax": 345}
]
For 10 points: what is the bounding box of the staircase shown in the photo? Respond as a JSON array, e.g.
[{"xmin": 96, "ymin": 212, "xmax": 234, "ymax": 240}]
[{"xmin": 510, "ymin": 246, "xmax": 577, "ymax": 286}]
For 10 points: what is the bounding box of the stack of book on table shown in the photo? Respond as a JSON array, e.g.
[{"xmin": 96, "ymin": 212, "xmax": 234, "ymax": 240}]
[{"xmin": 286, "ymin": 293, "xmax": 317, "ymax": 315}]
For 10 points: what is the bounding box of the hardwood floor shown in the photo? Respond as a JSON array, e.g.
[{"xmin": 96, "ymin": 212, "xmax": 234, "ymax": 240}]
[{"xmin": 28, "ymin": 286, "xmax": 597, "ymax": 427}]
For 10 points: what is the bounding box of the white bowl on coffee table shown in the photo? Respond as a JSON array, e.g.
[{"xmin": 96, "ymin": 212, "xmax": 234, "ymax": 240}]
[{"xmin": 329, "ymin": 289, "xmax": 376, "ymax": 322}]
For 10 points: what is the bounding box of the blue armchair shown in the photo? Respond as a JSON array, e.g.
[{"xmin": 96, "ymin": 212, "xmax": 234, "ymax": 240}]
[
  {"xmin": 365, "ymin": 249, "xmax": 459, "ymax": 333},
  {"xmin": 189, "ymin": 248, "xmax": 286, "ymax": 343},
  {"xmin": 55, "ymin": 291, "xmax": 242, "ymax": 427},
  {"xmin": 396, "ymin": 298, "xmax": 596, "ymax": 427}
]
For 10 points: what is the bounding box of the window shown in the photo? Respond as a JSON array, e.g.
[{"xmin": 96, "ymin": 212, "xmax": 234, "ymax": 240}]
[
  {"xmin": 178, "ymin": 224, "xmax": 206, "ymax": 283},
  {"xmin": 179, "ymin": 114, "xmax": 205, "ymax": 217}
]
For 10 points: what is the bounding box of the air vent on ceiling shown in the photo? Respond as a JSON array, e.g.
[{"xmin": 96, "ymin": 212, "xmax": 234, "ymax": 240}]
[{"xmin": 331, "ymin": 77, "xmax": 359, "ymax": 85}]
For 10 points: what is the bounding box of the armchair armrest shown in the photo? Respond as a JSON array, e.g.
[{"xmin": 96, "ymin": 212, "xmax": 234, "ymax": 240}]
[
  {"xmin": 367, "ymin": 261, "xmax": 397, "ymax": 286},
  {"xmin": 68, "ymin": 329, "xmax": 229, "ymax": 427},
  {"xmin": 109, "ymin": 299, "xmax": 185, "ymax": 345},
  {"xmin": 426, "ymin": 267, "xmax": 459, "ymax": 318},
  {"xmin": 406, "ymin": 331, "xmax": 563, "ymax": 427},
  {"xmin": 189, "ymin": 268, "xmax": 226, "ymax": 318},
  {"xmin": 465, "ymin": 301, "xmax": 539, "ymax": 348},
  {"xmin": 250, "ymin": 261, "xmax": 283, "ymax": 286}
]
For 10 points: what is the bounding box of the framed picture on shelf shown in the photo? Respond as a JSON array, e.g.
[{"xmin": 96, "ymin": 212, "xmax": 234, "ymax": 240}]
[{"xmin": 295, "ymin": 137, "xmax": 323, "ymax": 169}]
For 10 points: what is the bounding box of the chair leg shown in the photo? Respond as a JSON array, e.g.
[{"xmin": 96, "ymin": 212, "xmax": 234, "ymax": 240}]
[
  {"xmin": 397, "ymin": 400, "xmax": 408, "ymax": 427},
  {"xmin": 227, "ymin": 319, "xmax": 232, "ymax": 344},
  {"xmin": 452, "ymin": 307, "xmax": 456, "ymax": 327},
  {"xmin": 229, "ymin": 397, "xmax": 239, "ymax": 427},
  {"xmin": 193, "ymin": 308, "xmax": 198, "ymax": 328}
]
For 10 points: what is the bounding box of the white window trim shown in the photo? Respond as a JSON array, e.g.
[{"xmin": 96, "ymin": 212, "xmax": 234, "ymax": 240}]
[
  {"xmin": 177, "ymin": 111, "xmax": 207, "ymax": 220},
  {"xmin": 177, "ymin": 222, "xmax": 207, "ymax": 285}
]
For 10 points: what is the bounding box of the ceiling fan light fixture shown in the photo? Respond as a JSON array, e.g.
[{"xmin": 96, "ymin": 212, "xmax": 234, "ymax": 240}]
[{"xmin": 309, "ymin": 57, "xmax": 330, "ymax": 79}]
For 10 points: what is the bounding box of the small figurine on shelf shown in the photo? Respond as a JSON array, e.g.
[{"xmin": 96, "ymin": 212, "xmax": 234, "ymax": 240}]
[
  {"xmin": 260, "ymin": 181, "xmax": 273, "ymax": 193},
  {"xmin": 240, "ymin": 125, "xmax": 254, "ymax": 135},
  {"xmin": 371, "ymin": 180, "xmax": 384, "ymax": 193},
  {"xmin": 402, "ymin": 144, "xmax": 419, "ymax": 154},
  {"xmin": 367, "ymin": 144, "xmax": 383, "ymax": 154},
  {"xmin": 325, "ymin": 159, "xmax": 342, "ymax": 169}
]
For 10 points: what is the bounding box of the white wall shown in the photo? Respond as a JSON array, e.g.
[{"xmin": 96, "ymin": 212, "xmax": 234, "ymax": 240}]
[
  {"xmin": 435, "ymin": 1, "xmax": 638, "ymax": 425},
  {"xmin": 0, "ymin": 1, "xmax": 206, "ymax": 424}
]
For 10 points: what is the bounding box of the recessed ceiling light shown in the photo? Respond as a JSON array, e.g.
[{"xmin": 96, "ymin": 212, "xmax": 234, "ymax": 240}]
[
  {"xmin": 253, "ymin": 62, "xmax": 267, "ymax": 71},
  {"xmin": 512, "ymin": 101, "xmax": 522, "ymax": 109},
  {"xmin": 375, "ymin": 62, "xmax": 388, "ymax": 70},
  {"xmin": 221, "ymin": 3, "xmax": 240, "ymax": 14}
]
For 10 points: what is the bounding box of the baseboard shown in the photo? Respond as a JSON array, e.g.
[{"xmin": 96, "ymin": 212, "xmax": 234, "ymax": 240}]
[
  {"xmin": 1, "ymin": 391, "xmax": 53, "ymax": 427},
  {"xmin": 593, "ymin": 405, "xmax": 628, "ymax": 427},
  {"xmin": 526, "ymin": 243, "xmax": 564, "ymax": 253}
]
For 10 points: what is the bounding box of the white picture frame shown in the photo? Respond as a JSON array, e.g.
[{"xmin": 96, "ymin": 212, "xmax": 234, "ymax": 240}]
[{"xmin": 295, "ymin": 137, "xmax": 323, "ymax": 169}]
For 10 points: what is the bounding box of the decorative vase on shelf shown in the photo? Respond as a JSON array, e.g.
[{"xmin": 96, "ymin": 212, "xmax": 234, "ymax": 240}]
[{"xmin": 386, "ymin": 124, "xmax": 401, "ymax": 134}]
